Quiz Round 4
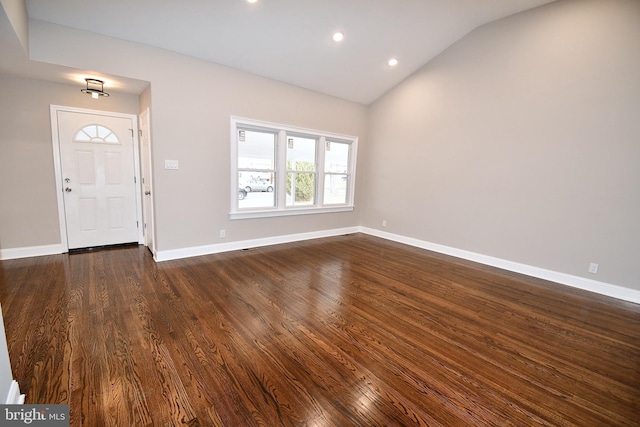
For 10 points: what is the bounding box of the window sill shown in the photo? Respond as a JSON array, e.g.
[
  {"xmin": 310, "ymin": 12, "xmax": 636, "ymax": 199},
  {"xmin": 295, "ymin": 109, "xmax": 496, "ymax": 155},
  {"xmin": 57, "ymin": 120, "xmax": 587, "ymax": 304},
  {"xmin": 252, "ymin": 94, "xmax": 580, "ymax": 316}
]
[{"xmin": 230, "ymin": 205, "xmax": 354, "ymax": 220}]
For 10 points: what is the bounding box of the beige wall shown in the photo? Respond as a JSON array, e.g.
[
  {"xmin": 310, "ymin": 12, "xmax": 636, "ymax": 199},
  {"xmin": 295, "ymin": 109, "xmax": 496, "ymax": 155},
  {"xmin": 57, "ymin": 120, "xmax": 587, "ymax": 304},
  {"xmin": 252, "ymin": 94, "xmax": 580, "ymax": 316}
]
[
  {"xmin": 0, "ymin": 75, "xmax": 139, "ymax": 250},
  {"xmin": 27, "ymin": 20, "xmax": 369, "ymax": 253},
  {"xmin": 363, "ymin": 0, "xmax": 640, "ymax": 289},
  {"xmin": 0, "ymin": 0, "xmax": 28, "ymax": 51}
]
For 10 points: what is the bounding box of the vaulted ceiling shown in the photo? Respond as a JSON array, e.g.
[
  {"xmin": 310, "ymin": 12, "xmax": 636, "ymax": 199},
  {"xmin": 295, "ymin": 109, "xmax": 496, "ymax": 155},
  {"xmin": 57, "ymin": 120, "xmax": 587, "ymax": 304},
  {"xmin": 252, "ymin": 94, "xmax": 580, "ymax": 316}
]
[{"xmin": 3, "ymin": 0, "xmax": 557, "ymax": 104}]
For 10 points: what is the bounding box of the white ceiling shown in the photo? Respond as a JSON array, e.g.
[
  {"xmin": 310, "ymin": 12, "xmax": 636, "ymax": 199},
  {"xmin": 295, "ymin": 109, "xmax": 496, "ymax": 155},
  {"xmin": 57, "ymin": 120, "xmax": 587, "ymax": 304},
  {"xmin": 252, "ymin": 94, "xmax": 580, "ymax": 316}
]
[{"xmin": 9, "ymin": 0, "xmax": 557, "ymax": 104}]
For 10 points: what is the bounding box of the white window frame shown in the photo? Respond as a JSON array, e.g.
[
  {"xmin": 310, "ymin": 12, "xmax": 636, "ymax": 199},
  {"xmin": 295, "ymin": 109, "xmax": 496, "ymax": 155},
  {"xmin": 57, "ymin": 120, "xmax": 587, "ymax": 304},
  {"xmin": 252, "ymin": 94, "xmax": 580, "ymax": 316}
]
[{"xmin": 230, "ymin": 116, "xmax": 358, "ymax": 219}]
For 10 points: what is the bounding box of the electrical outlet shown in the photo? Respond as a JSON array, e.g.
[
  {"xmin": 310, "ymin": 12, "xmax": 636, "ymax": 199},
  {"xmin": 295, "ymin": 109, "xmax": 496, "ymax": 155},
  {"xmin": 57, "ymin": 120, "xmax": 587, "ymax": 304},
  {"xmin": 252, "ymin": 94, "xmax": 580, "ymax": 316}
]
[
  {"xmin": 382, "ymin": 220, "xmax": 387, "ymax": 227},
  {"xmin": 219, "ymin": 229, "xmax": 226, "ymax": 238},
  {"xmin": 588, "ymin": 263, "xmax": 599, "ymax": 274}
]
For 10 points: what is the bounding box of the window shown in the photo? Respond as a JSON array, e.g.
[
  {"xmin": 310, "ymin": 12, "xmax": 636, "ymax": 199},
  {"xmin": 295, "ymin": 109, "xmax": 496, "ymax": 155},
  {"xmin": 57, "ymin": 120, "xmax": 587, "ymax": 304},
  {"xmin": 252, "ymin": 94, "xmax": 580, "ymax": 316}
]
[
  {"xmin": 74, "ymin": 124, "xmax": 120, "ymax": 144},
  {"xmin": 231, "ymin": 117, "xmax": 357, "ymax": 219},
  {"xmin": 286, "ymin": 135, "xmax": 316, "ymax": 207},
  {"xmin": 237, "ymin": 129, "xmax": 276, "ymax": 209},
  {"xmin": 324, "ymin": 140, "xmax": 350, "ymax": 205}
]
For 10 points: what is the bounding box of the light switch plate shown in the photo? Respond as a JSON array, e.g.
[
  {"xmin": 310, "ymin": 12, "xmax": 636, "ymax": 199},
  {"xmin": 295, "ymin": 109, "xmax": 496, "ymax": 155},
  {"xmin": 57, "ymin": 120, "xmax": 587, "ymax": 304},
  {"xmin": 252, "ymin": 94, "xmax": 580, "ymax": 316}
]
[{"xmin": 165, "ymin": 160, "xmax": 179, "ymax": 170}]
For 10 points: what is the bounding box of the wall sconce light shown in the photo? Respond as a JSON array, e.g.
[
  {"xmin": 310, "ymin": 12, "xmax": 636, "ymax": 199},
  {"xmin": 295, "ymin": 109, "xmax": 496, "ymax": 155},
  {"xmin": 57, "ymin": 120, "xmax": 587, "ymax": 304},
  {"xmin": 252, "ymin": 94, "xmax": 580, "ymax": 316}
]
[{"xmin": 81, "ymin": 78, "xmax": 110, "ymax": 99}]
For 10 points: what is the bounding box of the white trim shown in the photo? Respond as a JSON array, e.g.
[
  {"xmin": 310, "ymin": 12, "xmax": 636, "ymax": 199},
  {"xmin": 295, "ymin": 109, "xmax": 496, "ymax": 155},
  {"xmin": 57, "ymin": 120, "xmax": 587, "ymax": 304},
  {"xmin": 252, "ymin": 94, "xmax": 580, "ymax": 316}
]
[
  {"xmin": 139, "ymin": 108, "xmax": 156, "ymax": 258},
  {"xmin": 360, "ymin": 227, "xmax": 640, "ymax": 305},
  {"xmin": 0, "ymin": 244, "xmax": 63, "ymax": 260},
  {"xmin": 156, "ymin": 226, "xmax": 359, "ymax": 262},
  {"xmin": 230, "ymin": 116, "xmax": 359, "ymax": 142},
  {"xmin": 230, "ymin": 205, "xmax": 354, "ymax": 220},
  {"xmin": 49, "ymin": 105, "xmax": 144, "ymax": 252},
  {"xmin": 0, "ymin": 226, "xmax": 640, "ymax": 304},
  {"xmin": 5, "ymin": 381, "xmax": 24, "ymax": 404}
]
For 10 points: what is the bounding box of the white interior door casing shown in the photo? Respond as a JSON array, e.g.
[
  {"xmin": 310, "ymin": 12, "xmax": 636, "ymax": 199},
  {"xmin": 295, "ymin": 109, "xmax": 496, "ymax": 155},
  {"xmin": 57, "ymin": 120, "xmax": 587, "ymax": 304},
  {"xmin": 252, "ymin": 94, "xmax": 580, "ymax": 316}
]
[
  {"xmin": 139, "ymin": 108, "xmax": 156, "ymax": 256},
  {"xmin": 51, "ymin": 107, "xmax": 143, "ymax": 250}
]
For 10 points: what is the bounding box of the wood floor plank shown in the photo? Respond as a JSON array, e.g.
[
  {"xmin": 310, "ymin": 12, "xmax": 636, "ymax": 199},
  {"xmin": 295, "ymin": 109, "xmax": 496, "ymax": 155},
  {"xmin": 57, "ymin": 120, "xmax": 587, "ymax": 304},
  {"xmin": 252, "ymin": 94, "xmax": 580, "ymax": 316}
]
[{"xmin": 0, "ymin": 234, "xmax": 638, "ymax": 426}]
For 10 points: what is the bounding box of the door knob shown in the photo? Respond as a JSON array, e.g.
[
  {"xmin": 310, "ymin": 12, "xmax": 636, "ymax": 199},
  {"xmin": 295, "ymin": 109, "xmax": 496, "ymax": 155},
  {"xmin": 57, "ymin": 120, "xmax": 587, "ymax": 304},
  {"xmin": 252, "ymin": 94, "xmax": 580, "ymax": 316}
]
[
  {"xmin": 65, "ymin": 187, "xmax": 72, "ymax": 192},
  {"xmin": 144, "ymin": 191, "xmax": 151, "ymax": 195}
]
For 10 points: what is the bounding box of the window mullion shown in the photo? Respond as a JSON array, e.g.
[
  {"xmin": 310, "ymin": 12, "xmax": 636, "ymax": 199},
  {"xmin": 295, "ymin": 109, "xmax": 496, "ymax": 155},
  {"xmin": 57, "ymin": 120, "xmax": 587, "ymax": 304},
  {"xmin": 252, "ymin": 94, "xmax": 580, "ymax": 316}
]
[
  {"xmin": 276, "ymin": 130, "xmax": 287, "ymax": 210},
  {"xmin": 317, "ymin": 136, "xmax": 326, "ymax": 207}
]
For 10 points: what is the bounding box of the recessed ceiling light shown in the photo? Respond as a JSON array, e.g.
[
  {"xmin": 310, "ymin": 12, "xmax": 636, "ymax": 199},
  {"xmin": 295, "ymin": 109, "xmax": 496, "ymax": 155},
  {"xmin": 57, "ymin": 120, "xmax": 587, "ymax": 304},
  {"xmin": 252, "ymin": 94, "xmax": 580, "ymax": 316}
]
[
  {"xmin": 388, "ymin": 58, "xmax": 399, "ymax": 67},
  {"xmin": 333, "ymin": 32, "xmax": 344, "ymax": 42},
  {"xmin": 247, "ymin": 0, "xmax": 258, "ymax": 3}
]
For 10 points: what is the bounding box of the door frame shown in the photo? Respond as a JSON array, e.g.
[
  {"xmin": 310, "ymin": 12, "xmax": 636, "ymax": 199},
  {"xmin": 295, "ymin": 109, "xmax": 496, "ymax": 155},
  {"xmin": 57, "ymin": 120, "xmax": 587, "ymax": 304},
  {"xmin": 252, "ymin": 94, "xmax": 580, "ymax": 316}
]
[
  {"xmin": 139, "ymin": 108, "xmax": 156, "ymax": 257},
  {"xmin": 50, "ymin": 105, "xmax": 144, "ymax": 252}
]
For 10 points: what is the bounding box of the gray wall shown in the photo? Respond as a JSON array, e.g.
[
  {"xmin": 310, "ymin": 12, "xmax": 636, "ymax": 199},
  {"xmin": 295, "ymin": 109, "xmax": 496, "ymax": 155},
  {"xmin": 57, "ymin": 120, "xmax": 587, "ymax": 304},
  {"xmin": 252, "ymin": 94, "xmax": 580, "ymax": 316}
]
[
  {"xmin": 363, "ymin": 0, "xmax": 640, "ymax": 289},
  {"xmin": 27, "ymin": 20, "xmax": 369, "ymax": 253},
  {"xmin": 0, "ymin": 75, "xmax": 140, "ymax": 250}
]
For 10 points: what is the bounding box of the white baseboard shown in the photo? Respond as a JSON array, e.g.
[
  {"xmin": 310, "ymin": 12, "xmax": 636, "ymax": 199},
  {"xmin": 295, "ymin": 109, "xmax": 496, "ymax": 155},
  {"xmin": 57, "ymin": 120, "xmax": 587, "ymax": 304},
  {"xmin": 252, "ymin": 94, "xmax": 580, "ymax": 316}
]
[
  {"xmin": 360, "ymin": 227, "xmax": 640, "ymax": 305},
  {"xmin": 5, "ymin": 380, "xmax": 24, "ymax": 404},
  {"xmin": 0, "ymin": 244, "xmax": 63, "ymax": 260},
  {"xmin": 114, "ymin": 225, "xmax": 640, "ymax": 305},
  {"xmin": 155, "ymin": 227, "xmax": 360, "ymax": 262}
]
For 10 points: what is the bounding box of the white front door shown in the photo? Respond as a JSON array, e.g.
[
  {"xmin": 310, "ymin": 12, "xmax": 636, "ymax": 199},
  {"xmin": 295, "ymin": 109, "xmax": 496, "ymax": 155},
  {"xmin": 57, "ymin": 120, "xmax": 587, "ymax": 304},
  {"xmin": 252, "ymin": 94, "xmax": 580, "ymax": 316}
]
[{"xmin": 57, "ymin": 110, "xmax": 139, "ymax": 249}]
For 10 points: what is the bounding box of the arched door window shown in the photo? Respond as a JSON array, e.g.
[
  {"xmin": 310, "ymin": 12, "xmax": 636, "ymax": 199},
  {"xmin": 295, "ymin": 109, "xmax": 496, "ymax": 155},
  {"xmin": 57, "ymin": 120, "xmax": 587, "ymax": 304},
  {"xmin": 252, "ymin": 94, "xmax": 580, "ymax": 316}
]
[{"xmin": 74, "ymin": 124, "xmax": 120, "ymax": 144}]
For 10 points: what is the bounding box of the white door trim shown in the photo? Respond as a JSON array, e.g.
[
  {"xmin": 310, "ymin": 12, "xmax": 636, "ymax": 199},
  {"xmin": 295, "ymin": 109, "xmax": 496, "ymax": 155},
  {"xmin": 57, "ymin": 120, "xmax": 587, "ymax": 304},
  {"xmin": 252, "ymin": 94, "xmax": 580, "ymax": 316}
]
[
  {"xmin": 139, "ymin": 108, "xmax": 156, "ymax": 257},
  {"xmin": 50, "ymin": 105, "xmax": 143, "ymax": 252}
]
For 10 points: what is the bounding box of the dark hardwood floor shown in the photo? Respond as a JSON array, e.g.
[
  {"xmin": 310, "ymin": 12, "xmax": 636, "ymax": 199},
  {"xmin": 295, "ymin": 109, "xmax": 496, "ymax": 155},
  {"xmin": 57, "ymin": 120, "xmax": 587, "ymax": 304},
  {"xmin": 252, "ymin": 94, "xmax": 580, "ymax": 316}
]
[{"xmin": 0, "ymin": 234, "xmax": 638, "ymax": 426}]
